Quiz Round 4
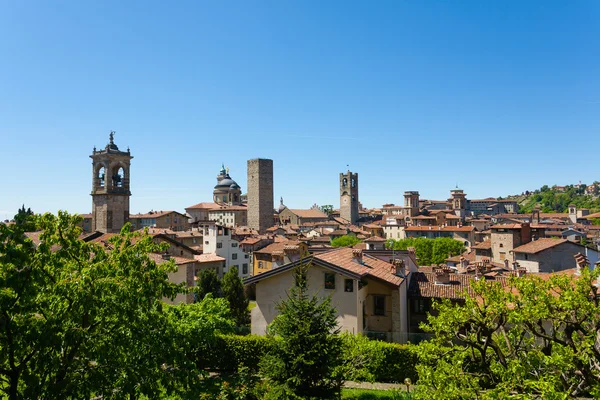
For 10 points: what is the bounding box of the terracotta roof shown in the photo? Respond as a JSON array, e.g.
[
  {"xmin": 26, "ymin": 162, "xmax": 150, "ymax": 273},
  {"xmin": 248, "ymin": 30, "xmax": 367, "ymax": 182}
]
[
  {"xmin": 130, "ymin": 210, "xmax": 184, "ymax": 219},
  {"xmin": 80, "ymin": 213, "xmax": 92, "ymax": 219},
  {"xmin": 471, "ymin": 240, "xmax": 492, "ymax": 250},
  {"xmin": 405, "ymin": 226, "xmax": 474, "ymax": 232},
  {"xmin": 240, "ymin": 237, "xmax": 262, "ymax": 245},
  {"xmin": 445, "ymin": 214, "xmax": 461, "ymax": 219},
  {"xmin": 364, "ymin": 235, "xmax": 387, "ymax": 242},
  {"xmin": 208, "ymin": 205, "xmax": 248, "ymax": 211},
  {"xmin": 174, "ymin": 231, "xmax": 203, "ymax": 238},
  {"xmin": 254, "ymin": 240, "xmax": 304, "ymax": 255},
  {"xmin": 330, "ymin": 229, "xmax": 349, "ymax": 236},
  {"xmin": 288, "ymin": 209, "xmax": 329, "ymax": 219},
  {"xmin": 491, "ymin": 224, "xmax": 523, "ymax": 230},
  {"xmin": 512, "ymin": 238, "xmax": 569, "ymax": 254},
  {"xmin": 194, "ymin": 253, "xmax": 226, "ymax": 263},
  {"xmin": 585, "ymin": 212, "xmax": 600, "ymax": 219},
  {"xmin": 186, "ymin": 202, "xmax": 219, "ymax": 210},
  {"xmin": 314, "ymin": 247, "xmax": 403, "ymax": 286},
  {"xmin": 148, "ymin": 253, "xmax": 195, "ymax": 265},
  {"xmin": 408, "ymin": 271, "xmax": 508, "ymax": 300}
]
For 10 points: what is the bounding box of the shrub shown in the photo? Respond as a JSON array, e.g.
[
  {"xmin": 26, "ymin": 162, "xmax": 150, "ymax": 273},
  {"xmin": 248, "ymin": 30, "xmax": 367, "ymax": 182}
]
[
  {"xmin": 199, "ymin": 334, "xmax": 276, "ymax": 372},
  {"xmin": 342, "ymin": 334, "xmax": 418, "ymax": 383}
]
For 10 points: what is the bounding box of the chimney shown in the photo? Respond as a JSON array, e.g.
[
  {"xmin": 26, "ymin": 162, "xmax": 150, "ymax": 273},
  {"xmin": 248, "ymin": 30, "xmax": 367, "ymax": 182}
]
[
  {"xmin": 503, "ymin": 259, "xmax": 509, "ymax": 270},
  {"xmin": 352, "ymin": 249, "xmax": 363, "ymax": 264},
  {"xmin": 392, "ymin": 258, "xmax": 406, "ymax": 277},
  {"xmin": 574, "ymin": 253, "xmax": 589, "ymax": 276},
  {"xmin": 517, "ymin": 267, "xmax": 527, "ymax": 277},
  {"xmin": 434, "ymin": 266, "xmax": 451, "ymax": 284},
  {"xmin": 475, "ymin": 262, "xmax": 484, "ymax": 280}
]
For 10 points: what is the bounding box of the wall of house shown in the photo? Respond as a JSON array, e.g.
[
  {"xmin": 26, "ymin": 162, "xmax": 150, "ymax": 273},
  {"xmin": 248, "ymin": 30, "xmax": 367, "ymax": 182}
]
[
  {"xmin": 516, "ymin": 243, "xmax": 599, "ymax": 273},
  {"xmin": 165, "ymin": 262, "xmax": 193, "ymax": 305},
  {"xmin": 363, "ymin": 279, "xmax": 393, "ymax": 332},
  {"xmin": 252, "ymin": 265, "xmax": 359, "ymax": 336}
]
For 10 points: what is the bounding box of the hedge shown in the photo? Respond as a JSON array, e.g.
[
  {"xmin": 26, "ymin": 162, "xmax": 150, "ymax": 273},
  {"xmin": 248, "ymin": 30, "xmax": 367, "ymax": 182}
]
[
  {"xmin": 198, "ymin": 334, "xmax": 276, "ymax": 372},
  {"xmin": 198, "ymin": 333, "xmax": 418, "ymax": 383}
]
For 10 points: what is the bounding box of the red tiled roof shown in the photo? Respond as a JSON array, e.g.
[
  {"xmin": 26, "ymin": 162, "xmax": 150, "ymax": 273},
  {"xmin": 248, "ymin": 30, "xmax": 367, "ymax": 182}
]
[
  {"xmin": 148, "ymin": 253, "xmax": 195, "ymax": 265},
  {"xmin": 254, "ymin": 240, "xmax": 304, "ymax": 255},
  {"xmin": 288, "ymin": 209, "xmax": 329, "ymax": 219},
  {"xmin": 194, "ymin": 253, "xmax": 226, "ymax": 263},
  {"xmin": 364, "ymin": 235, "xmax": 387, "ymax": 242},
  {"xmin": 471, "ymin": 240, "xmax": 492, "ymax": 250},
  {"xmin": 512, "ymin": 238, "xmax": 569, "ymax": 254},
  {"xmin": 408, "ymin": 271, "xmax": 508, "ymax": 300},
  {"xmin": 314, "ymin": 247, "xmax": 403, "ymax": 286},
  {"xmin": 130, "ymin": 210, "xmax": 182, "ymax": 219},
  {"xmin": 405, "ymin": 226, "xmax": 474, "ymax": 232},
  {"xmin": 186, "ymin": 202, "xmax": 219, "ymax": 210}
]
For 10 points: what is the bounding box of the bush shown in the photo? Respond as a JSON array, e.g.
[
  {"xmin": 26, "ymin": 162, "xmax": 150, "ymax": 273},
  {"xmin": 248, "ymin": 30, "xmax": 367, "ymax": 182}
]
[
  {"xmin": 199, "ymin": 334, "xmax": 276, "ymax": 372},
  {"xmin": 342, "ymin": 334, "xmax": 418, "ymax": 383}
]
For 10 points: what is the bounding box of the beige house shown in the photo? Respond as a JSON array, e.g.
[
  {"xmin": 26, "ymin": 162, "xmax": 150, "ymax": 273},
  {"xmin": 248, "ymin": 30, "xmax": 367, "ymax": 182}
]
[
  {"xmin": 208, "ymin": 205, "xmax": 248, "ymax": 228},
  {"xmin": 511, "ymin": 238, "xmax": 599, "ymax": 273},
  {"xmin": 278, "ymin": 207, "xmax": 329, "ymax": 226},
  {"xmin": 246, "ymin": 248, "xmax": 419, "ymax": 342},
  {"xmin": 185, "ymin": 202, "xmax": 219, "ymax": 224},
  {"xmin": 130, "ymin": 210, "xmax": 190, "ymax": 232}
]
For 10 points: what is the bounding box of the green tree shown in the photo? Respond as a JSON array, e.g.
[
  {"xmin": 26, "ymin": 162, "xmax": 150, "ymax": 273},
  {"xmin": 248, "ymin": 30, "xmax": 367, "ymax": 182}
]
[
  {"xmin": 331, "ymin": 235, "xmax": 361, "ymax": 248},
  {"xmin": 414, "ymin": 268, "xmax": 600, "ymax": 399},
  {"xmin": 13, "ymin": 204, "xmax": 35, "ymax": 231},
  {"xmin": 0, "ymin": 211, "xmax": 185, "ymax": 399},
  {"xmin": 222, "ymin": 266, "xmax": 249, "ymax": 326},
  {"xmin": 260, "ymin": 263, "xmax": 344, "ymax": 399},
  {"xmin": 195, "ymin": 268, "xmax": 221, "ymax": 300},
  {"xmin": 386, "ymin": 237, "xmax": 464, "ymax": 265},
  {"xmin": 319, "ymin": 205, "xmax": 334, "ymax": 216}
]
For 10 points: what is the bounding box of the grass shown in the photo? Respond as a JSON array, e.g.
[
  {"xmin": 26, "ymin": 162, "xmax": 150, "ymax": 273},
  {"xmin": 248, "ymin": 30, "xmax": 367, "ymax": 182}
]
[{"xmin": 341, "ymin": 388, "xmax": 413, "ymax": 399}]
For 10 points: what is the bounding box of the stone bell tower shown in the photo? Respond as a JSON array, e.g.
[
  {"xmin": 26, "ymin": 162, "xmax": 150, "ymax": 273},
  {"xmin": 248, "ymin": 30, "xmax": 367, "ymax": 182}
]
[
  {"xmin": 90, "ymin": 131, "xmax": 133, "ymax": 233},
  {"xmin": 340, "ymin": 170, "xmax": 359, "ymax": 224}
]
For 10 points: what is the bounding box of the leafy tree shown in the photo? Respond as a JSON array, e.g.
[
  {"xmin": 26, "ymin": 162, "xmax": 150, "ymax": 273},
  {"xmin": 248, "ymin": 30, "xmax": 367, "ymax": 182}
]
[
  {"xmin": 414, "ymin": 268, "xmax": 600, "ymax": 399},
  {"xmin": 260, "ymin": 263, "xmax": 344, "ymax": 399},
  {"xmin": 386, "ymin": 237, "xmax": 465, "ymax": 265},
  {"xmin": 319, "ymin": 205, "xmax": 334, "ymax": 216},
  {"xmin": 331, "ymin": 235, "xmax": 361, "ymax": 248},
  {"xmin": 0, "ymin": 211, "xmax": 185, "ymax": 399},
  {"xmin": 222, "ymin": 266, "xmax": 249, "ymax": 326},
  {"xmin": 195, "ymin": 268, "xmax": 221, "ymax": 300},
  {"xmin": 13, "ymin": 204, "xmax": 35, "ymax": 231},
  {"xmin": 540, "ymin": 184, "xmax": 550, "ymax": 192}
]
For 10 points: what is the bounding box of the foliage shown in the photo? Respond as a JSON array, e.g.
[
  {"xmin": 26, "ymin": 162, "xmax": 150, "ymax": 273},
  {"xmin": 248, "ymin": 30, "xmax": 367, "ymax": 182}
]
[
  {"xmin": 341, "ymin": 388, "xmax": 413, "ymax": 399},
  {"xmin": 260, "ymin": 263, "xmax": 345, "ymax": 399},
  {"xmin": 222, "ymin": 266, "xmax": 250, "ymax": 326},
  {"xmin": 0, "ymin": 212, "xmax": 184, "ymax": 399},
  {"xmin": 320, "ymin": 205, "xmax": 334, "ymax": 216},
  {"xmin": 519, "ymin": 185, "xmax": 600, "ymax": 213},
  {"xmin": 341, "ymin": 334, "xmax": 418, "ymax": 383},
  {"xmin": 331, "ymin": 235, "xmax": 361, "ymax": 248},
  {"xmin": 198, "ymin": 334, "xmax": 276, "ymax": 372},
  {"xmin": 13, "ymin": 204, "xmax": 35, "ymax": 231},
  {"xmin": 385, "ymin": 237, "xmax": 465, "ymax": 266},
  {"xmin": 413, "ymin": 269, "xmax": 600, "ymax": 399},
  {"xmin": 195, "ymin": 268, "xmax": 221, "ymax": 300}
]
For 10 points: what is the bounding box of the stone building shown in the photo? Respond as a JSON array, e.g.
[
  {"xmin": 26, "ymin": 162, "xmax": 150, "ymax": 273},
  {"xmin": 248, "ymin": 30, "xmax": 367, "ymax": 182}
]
[
  {"xmin": 90, "ymin": 132, "xmax": 132, "ymax": 233},
  {"xmin": 247, "ymin": 158, "xmax": 274, "ymax": 234},
  {"xmin": 129, "ymin": 210, "xmax": 189, "ymax": 231},
  {"xmin": 512, "ymin": 238, "xmax": 599, "ymax": 273},
  {"xmin": 208, "ymin": 205, "xmax": 248, "ymax": 228},
  {"xmin": 490, "ymin": 223, "xmax": 531, "ymax": 262},
  {"xmin": 340, "ymin": 170, "xmax": 359, "ymax": 224},
  {"xmin": 278, "ymin": 207, "xmax": 329, "ymax": 226}
]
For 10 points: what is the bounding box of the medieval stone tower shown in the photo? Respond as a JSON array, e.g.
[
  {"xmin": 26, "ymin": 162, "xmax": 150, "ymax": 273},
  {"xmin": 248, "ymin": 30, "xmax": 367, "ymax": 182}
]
[
  {"xmin": 340, "ymin": 170, "xmax": 359, "ymax": 224},
  {"xmin": 90, "ymin": 132, "xmax": 133, "ymax": 233},
  {"xmin": 247, "ymin": 158, "xmax": 273, "ymax": 234},
  {"xmin": 404, "ymin": 191, "xmax": 420, "ymax": 218},
  {"xmin": 450, "ymin": 188, "xmax": 467, "ymax": 220}
]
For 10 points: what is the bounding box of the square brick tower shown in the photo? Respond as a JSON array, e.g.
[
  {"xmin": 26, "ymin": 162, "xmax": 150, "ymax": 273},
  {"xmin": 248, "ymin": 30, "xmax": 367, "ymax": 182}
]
[
  {"xmin": 340, "ymin": 170, "xmax": 359, "ymax": 224},
  {"xmin": 247, "ymin": 158, "xmax": 273, "ymax": 234},
  {"xmin": 90, "ymin": 131, "xmax": 133, "ymax": 233}
]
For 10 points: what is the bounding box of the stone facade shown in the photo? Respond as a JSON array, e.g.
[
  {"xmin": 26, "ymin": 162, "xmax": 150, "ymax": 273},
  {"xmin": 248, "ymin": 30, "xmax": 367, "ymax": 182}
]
[
  {"xmin": 90, "ymin": 132, "xmax": 132, "ymax": 233},
  {"xmin": 340, "ymin": 170, "xmax": 359, "ymax": 224},
  {"xmin": 247, "ymin": 158, "xmax": 274, "ymax": 234}
]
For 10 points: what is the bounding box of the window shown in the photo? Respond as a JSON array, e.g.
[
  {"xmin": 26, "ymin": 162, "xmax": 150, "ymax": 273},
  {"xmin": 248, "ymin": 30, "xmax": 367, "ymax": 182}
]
[
  {"xmin": 524, "ymin": 254, "xmax": 528, "ymax": 260},
  {"xmin": 344, "ymin": 279, "xmax": 354, "ymax": 292},
  {"xmin": 324, "ymin": 273, "xmax": 336, "ymax": 290},
  {"xmin": 232, "ymin": 242, "xmax": 238, "ymax": 248},
  {"xmin": 245, "ymin": 254, "xmax": 249, "ymax": 259},
  {"xmin": 243, "ymin": 263, "xmax": 248, "ymax": 274},
  {"xmin": 499, "ymin": 252, "xmax": 505, "ymax": 260},
  {"xmin": 205, "ymin": 241, "xmax": 209, "ymax": 245},
  {"xmin": 499, "ymin": 243, "xmax": 504, "ymax": 248},
  {"xmin": 373, "ymin": 295, "xmax": 385, "ymax": 316},
  {"xmin": 412, "ymin": 299, "xmax": 429, "ymax": 314},
  {"xmin": 258, "ymin": 261, "xmax": 264, "ymax": 269},
  {"xmin": 232, "ymin": 253, "xmax": 237, "ymax": 260},
  {"xmin": 174, "ymin": 218, "xmax": 178, "ymax": 223},
  {"xmin": 217, "ymin": 242, "xmax": 223, "ymax": 249}
]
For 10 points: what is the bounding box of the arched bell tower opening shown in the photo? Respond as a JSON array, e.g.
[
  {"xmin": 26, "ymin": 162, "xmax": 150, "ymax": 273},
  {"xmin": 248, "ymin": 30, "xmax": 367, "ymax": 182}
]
[
  {"xmin": 340, "ymin": 170, "xmax": 359, "ymax": 224},
  {"xmin": 90, "ymin": 131, "xmax": 133, "ymax": 233}
]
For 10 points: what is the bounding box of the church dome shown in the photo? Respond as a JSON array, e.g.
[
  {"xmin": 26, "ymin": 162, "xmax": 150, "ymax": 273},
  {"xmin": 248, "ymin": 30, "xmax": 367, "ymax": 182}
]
[
  {"xmin": 230, "ymin": 182, "xmax": 240, "ymax": 190},
  {"xmin": 215, "ymin": 177, "xmax": 235, "ymax": 188}
]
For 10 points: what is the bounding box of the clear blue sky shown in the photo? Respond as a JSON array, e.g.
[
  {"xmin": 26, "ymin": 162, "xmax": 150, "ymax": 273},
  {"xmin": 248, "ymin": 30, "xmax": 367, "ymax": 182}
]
[{"xmin": 1, "ymin": 1, "xmax": 598, "ymax": 219}]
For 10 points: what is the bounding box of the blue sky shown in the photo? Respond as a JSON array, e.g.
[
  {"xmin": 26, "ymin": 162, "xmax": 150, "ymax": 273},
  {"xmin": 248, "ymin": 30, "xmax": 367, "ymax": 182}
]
[{"xmin": 0, "ymin": 1, "xmax": 598, "ymax": 219}]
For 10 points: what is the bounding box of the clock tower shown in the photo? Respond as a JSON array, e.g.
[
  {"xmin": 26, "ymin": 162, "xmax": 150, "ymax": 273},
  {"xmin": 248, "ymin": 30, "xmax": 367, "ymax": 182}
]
[{"xmin": 340, "ymin": 170, "xmax": 359, "ymax": 224}]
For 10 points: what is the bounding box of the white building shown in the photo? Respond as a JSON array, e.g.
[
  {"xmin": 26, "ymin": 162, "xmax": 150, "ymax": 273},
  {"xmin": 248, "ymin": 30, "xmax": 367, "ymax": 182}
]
[{"xmin": 201, "ymin": 222, "xmax": 251, "ymax": 279}]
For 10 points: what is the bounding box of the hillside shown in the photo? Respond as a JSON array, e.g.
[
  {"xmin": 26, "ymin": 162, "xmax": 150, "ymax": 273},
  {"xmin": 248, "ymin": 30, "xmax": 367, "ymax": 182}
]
[{"xmin": 505, "ymin": 184, "xmax": 600, "ymax": 214}]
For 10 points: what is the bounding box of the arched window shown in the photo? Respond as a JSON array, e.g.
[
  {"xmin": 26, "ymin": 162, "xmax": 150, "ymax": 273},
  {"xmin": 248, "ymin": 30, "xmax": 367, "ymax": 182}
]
[
  {"xmin": 351, "ymin": 178, "xmax": 356, "ymax": 188},
  {"xmin": 113, "ymin": 167, "xmax": 124, "ymax": 188},
  {"xmin": 499, "ymin": 243, "xmax": 504, "ymax": 248},
  {"xmin": 98, "ymin": 167, "xmax": 105, "ymax": 187},
  {"xmin": 342, "ymin": 178, "xmax": 348, "ymax": 187}
]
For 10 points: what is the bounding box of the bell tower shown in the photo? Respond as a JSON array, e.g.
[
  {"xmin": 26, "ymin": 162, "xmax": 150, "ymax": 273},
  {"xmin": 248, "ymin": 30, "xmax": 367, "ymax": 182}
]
[
  {"xmin": 340, "ymin": 170, "xmax": 359, "ymax": 224},
  {"xmin": 90, "ymin": 131, "xmax": 133, "ymax": 233}
]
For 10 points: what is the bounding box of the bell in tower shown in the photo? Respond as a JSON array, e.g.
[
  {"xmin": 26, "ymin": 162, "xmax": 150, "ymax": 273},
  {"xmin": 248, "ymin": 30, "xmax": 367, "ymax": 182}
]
[{"xmin": 90, "ymin": 131, "xmax": 133, "ymax": 233}]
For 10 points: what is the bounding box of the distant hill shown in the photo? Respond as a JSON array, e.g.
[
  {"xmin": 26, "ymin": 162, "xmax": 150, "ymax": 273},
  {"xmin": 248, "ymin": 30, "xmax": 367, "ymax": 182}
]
[{"xmin": 504, "ymin": 184, "xmax": 600, "ymax": 214}]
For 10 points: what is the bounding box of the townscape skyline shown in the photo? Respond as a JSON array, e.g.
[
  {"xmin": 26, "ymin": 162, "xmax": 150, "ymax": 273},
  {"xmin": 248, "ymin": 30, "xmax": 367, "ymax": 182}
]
[{"xmin": 1, "ymin": 1, "xmax": 598, "ymax": 216}]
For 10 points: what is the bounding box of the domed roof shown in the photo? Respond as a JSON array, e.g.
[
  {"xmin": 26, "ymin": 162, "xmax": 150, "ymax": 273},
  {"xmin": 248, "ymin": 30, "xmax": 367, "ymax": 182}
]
[
  {"xmin": 230, "ymin": 182, "xmax": 240, "ymax": 190},
  {"xmin": 215, "ymin": 177, "xmax": 235, "ymax": 188}
]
